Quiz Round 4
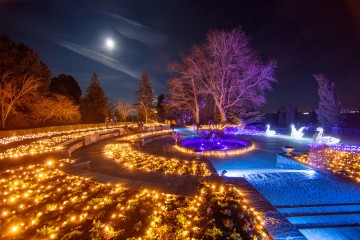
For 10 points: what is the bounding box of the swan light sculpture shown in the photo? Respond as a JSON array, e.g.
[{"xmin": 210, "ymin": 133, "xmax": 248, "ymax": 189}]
[
  {"xmin": 315, "ymin": 127, "xmax": 340, "ymax": 145},
  {"xmin": 265, "ymin": 124, "xmax": 276, "ymax": 136},
  {"xmin": 290, "ymin": 124, "xmax": 304, "ymax": 139}
]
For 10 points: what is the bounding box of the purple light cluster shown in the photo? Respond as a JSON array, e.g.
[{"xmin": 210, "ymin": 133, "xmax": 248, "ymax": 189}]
[
  {"xmin": 223, "ymin": 127, "xmax": 265, "ymax": 136},
  {"xmin": 330, "ymin": 144, "xmax": 360, "ymax": 153},
  {"xmin": 309, "ymin": 143, "xmax": 360, "ymax": 153}
]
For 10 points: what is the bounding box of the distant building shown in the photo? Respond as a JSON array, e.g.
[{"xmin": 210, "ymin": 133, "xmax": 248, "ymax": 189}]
[
  {"xmin": 278, "ymin": 105, "xmax": 296, "ymax": 126},
  {"xmin": 340, "ymin": 108, "xmax": 359, "ymax": 114}
]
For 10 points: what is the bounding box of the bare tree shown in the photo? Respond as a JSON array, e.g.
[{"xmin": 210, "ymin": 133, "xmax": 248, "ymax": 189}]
[
  {"xmin": 27, "ymin": 94, "xmax": 81, "ymax": 125},
  {"xmin": 201, "ymin": 27, "xmax": 277, "ymax": 122},
  {"xmin": 168, "ymin": 27, "xmax": 277, "ymax": 123},
  {"xmin": 314, "ymin": 73, "xmax": 341, "ymax": 131},
  {"xmin": 167, "ymin": 46, "xmax": 206, "ymax": 124},
  {"xmin": 0, "ymin": 71, "xmax": 41, "ymax": 128},
  {"xmin": 115, "ymin": 100, "xmax": 132, "ymax": 122},
  {"xmin": 136, "ymin": 98, "xmax": 157, "ymax": 123}
]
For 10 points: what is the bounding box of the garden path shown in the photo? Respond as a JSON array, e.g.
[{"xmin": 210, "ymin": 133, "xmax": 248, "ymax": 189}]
[{"xmin": 70, "ymin": 137, "xmax": 204, "ymax": 196}]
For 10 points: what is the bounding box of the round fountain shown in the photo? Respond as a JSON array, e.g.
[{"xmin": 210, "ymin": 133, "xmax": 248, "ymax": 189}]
[{"xmin": 175, "ymin": 121, "xmax": 253, "ymax": 156}]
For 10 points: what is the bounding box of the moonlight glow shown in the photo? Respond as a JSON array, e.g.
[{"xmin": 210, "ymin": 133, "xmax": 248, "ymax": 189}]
[{"xmin": 105, "ymin": 38, "xmax": 115, "ymax": 50}]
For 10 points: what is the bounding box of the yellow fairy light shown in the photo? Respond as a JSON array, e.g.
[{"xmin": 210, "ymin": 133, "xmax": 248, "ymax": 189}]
[
  {"xmin": 0, "ymin": 148, "xmax": 269, "ymax": 239},
  {"xmin": 104, "ymin": 142, "xmax": 211, "ymax": 176},
  {"xmin": 11, "ymin": 225, "xmax": 18, "ymax": 233},
  {"xmin": 294, "ymin": 146, "xmax": 360, "ymax": 183}
]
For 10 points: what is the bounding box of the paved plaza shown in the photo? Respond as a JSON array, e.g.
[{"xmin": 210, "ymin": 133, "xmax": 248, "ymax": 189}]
[{"xmin": 208, "ymin": 134, "xmax": 360, "ymax": 240}]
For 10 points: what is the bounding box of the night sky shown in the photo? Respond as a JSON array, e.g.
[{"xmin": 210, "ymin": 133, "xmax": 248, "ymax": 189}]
[{"xmin": 1, "ymin": 0, "xmax": 359, "ymax": 112}]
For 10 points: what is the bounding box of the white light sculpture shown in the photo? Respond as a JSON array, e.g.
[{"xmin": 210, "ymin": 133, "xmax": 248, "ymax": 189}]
[
  {"xmin": 265, "ymin": 124, "xmax": 276, "ymax": 136},
  {"xmin": 290, "ymin": 124, "xmax": 304, "ymax": 139},
  {"xmin": 315, "ymin": 127, "xmax": 340, "ymax": 145}
]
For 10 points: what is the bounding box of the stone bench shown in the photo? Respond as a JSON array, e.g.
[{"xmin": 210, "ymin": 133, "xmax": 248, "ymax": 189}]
[
  {"xmin": 68, "ymin": 141, "xmax": 84, "ymax": 157},
  {"xmin": 141, "ymin": 132, "xmax": 172, "ymax": 146}
]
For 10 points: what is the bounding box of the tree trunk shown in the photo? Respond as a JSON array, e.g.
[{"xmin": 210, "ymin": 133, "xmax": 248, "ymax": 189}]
[
  {"xmin": 1, "ymin": 102, "xmax": 14, "ymax": 129},
  {"xmin": 214, "ymin": 98, "xmax": 227, "ymax": 123},
  {"xmin": 195, "ymin": 109, "xmax": 200, "ymax": 124},
  {"xmin": 194, "ymin": 102, "xmax": 200, "ymax": 124},
  {"xmin": 219, "ymin": 108, "xmax": 227, "ymax": 123}
]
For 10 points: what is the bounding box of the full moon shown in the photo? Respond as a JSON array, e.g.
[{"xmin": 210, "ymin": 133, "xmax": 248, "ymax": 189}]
[{"xmin": 105, "ymin": 38, "xmax": 115, "ymax": 50}]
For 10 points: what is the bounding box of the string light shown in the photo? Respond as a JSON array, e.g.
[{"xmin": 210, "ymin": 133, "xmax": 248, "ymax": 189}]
[
  {"xmin": 173, "ymin": 143, "xmax": 255, "ymax": 157},
  {"xmin": 223, "ymin": 126, "xmax": 265, "ymax": 136},
  {"xmin": 0, "ymin": 163, "xmax": 270, "ymax": 239},
  {"xmin": 290, "ymin": 124, "xmax": 304, "ymax": 139},
  {"xmin": 265, "ymin": 124, "xmax": 276, "ymax": 136},
  {"xmin": 0, "ymin": 125, "xmax": 125, "ymax": 146},
  {"xmin": 294, "ymin": 145, "xmax": 360, "ymax": 182},
  {"xmin": 0, "ymin": 125, "xmax": 270, "ymax": 239},
  {"xmin": 0, "ymin": 126, "xmax": 126, "ymax": 159},
  {"xmin": 314, "ymin": 127, "xmax": 340, "ymax": 145},
  {"xmin": 104, "ymin": 143, "xmax": 211, "ymax": 176}
]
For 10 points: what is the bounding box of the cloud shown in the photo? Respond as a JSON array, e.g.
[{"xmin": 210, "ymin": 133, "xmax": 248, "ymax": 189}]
[
  {"xmin": 56, "ymin": 39, "xmax": 139, "ymax": 79},
  {"xmin": 101, "ymin": 11, "xmax": 168, "ymax": 46}
]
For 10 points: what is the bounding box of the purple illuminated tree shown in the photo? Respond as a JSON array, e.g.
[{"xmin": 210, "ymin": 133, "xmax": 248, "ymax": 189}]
[
  {"xmin": 314, "ymin": 73, "xmax": 341, "ymax": 131},
  {"xmin": 167, "ymin": 46, "xmax": 206, "ymax": 124},
  {"xmin": 201, "ymin": 27, "xmax": 277, "ymax": 122},
  {"xmin": 168, "ymin": 27, "xmax": 277, "ymax": 123}
]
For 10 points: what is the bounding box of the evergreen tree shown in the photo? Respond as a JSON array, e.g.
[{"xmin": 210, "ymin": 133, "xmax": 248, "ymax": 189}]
[
  {"xmin": 80, "ymin": 73, "xmax": 108, "ymax": 123},
  {"xmin": 0, "ymin": 35, "xmax": 51, "ymax": 93},
  {"xmin": 50, "ymin": 74, "xmax": 82, "ymax": 104},
  {"xmin": 134, "ymin": 73, "xmax": 156, "ymax": 123},
  {"xmin": 314, "ymin": 73, "xmax": 341, "ymax": 131},
  {"xmin": 0, "ymin": 35, "xmax": 52, "ymax": 129},
  {"xmin": 156, "ymin": 94, "xmax": 166, "ymax": 123}
]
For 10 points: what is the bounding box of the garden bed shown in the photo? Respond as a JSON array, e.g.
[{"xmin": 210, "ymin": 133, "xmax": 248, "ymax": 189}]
[
  {"xmin": 0, "ymin": 163, "xmax": 271, "ymax": 239},
  {"xmin": 293, "ymin": 145, "xmax": 360, "ymax": 183},
  {"xmin": 104, "ymin": 143, "xmax": 212, "ymax": 176}
]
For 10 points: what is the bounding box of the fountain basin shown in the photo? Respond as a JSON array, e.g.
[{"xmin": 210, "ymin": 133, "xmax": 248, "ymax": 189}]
[{"xmin": 174, "ymin": 137, "xmax": 254, "ymax": 157}]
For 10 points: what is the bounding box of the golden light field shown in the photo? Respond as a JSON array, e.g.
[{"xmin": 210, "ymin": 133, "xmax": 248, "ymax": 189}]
[{"xmin": 0, "ymin": 162, "xmax": 270, "ymax": 239}]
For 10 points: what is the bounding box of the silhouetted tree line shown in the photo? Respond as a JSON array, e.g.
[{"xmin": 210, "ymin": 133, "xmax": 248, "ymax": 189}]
[
  {"xmin": 0, "ymin": 35, "xmax": 80, "ymax": 129},
  {"xmin": 0, "ymin": 35, "xmax": 168, "ymax": 129},
  {"xmin": 0, "ymin": 36, "xmax": 111, "ymax": 129},
  {"xmin": 1, "ymin": 33, "xmax": 342, "ymax": 130}
]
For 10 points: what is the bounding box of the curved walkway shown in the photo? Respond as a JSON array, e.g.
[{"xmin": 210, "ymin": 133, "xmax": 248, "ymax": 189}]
[
  {"xmin": 0, "ymin": 128, "xmax": 308, "ymax": 239},
  {"xmin": 69, "ymin": 133, "xmax": 304, "ymax": 239},
  {"xmin": 69, "ymin": 137, "xmax": 205, "ymax": 196}
]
